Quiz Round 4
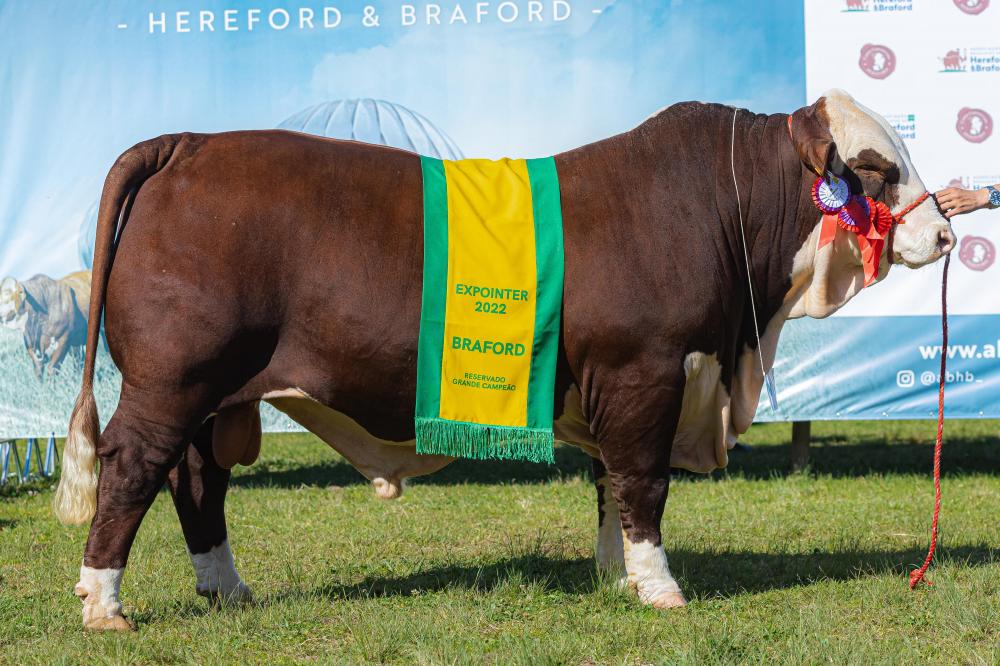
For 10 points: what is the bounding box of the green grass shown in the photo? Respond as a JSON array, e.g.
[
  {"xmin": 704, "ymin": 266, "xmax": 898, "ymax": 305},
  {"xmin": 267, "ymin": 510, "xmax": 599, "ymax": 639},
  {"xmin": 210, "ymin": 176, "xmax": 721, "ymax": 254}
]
[{"xmin": 1, "ymin": 420, "xmax": 998, "ymax": 664}]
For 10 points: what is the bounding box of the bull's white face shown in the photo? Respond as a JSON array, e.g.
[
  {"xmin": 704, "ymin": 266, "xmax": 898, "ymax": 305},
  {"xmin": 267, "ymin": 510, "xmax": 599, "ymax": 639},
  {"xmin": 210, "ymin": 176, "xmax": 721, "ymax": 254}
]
[
  {"xmin": 0, "ymin": 277, "xmax": 27, "ymax": 331},
  {"xmin": 822, "ymin": 90, "xmax": 956, "ymax": 268}
]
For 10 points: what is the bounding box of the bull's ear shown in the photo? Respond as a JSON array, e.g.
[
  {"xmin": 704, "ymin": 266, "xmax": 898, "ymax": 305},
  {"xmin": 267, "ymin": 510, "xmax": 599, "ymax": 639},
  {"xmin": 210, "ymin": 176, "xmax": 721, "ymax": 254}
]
[{"xmin": 790, "ymin": 100, "xmax": 843, "ymax": 180}]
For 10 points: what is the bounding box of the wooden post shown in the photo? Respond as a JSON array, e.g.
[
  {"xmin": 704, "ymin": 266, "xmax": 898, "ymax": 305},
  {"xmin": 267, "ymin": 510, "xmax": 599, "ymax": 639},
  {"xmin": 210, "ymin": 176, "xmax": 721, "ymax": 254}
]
[{"xmin": 791, "ymin": 421, "xmax": 810, "ymax": 472}]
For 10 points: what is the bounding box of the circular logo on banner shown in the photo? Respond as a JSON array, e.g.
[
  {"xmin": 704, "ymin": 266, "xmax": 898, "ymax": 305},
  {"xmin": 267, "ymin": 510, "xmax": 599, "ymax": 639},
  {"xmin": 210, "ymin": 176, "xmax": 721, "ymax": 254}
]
[
  {"xmin": 959, "ymin": 236, "xmax": 996, "ymax": 271},
  {"xmin": 954, "ymin": 0, "xmax": 990, "ymax": 15},
  {"xmin": 956, "ymin": 108, "xmax": 993, "ymax": 143},
  {"xmin": 859, "ymin": 44, "xmax": 896, "ymax": 79}
]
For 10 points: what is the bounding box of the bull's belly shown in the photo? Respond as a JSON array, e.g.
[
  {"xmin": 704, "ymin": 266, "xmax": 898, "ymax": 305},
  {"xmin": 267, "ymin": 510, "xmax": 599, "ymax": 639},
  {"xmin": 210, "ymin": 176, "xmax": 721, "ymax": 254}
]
[
  {"xmin": 263, "ymin": 389, "xmax": 451, "ymax": 499},
  {"xmin": 259, "ymin": 368, "xmax": 731, "ymax": 497},
  {"xmin": 259, "ymin": 387, "xmax": 601, "ymax": 497}
]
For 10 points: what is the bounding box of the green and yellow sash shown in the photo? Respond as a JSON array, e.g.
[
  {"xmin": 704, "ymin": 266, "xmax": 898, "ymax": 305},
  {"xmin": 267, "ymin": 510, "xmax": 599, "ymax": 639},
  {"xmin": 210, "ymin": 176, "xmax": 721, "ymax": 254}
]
[{"xmin": 415, "ymin": 156, "xmax": 564, "ymax": 464}]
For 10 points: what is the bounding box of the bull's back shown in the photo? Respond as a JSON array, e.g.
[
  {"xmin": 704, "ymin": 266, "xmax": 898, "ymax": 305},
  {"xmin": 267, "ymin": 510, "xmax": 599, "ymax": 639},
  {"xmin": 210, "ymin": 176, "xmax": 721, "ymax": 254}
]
[{"xmin": 105, "ymin": 131, "xmax": 426, "ymax": 408}]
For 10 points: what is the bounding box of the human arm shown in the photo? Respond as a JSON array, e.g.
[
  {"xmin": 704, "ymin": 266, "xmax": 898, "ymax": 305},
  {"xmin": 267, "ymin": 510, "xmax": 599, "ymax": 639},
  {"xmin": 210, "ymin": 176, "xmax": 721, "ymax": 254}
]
[{"xmin": 935, "ymin": 184, "xmax": 999, "ymax": 218}]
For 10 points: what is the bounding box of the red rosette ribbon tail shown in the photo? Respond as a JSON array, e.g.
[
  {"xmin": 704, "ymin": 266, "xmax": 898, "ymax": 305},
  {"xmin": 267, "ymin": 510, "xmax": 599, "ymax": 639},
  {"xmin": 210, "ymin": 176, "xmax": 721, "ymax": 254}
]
[
  {"xmin": 818, "ymin": 213, "xmax": 839, "ymax": 250},
  {"xmin": 859, "ymin": 235, "xmax": 883, "ymax": 287},
  {"xmin": 859, "ymin": 200, "xmax": 895, "ymax": 287}
]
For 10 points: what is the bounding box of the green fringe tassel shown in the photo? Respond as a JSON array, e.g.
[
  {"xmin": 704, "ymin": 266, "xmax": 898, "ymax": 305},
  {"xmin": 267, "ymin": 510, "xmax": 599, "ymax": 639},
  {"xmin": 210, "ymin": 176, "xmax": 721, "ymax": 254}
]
[{"xmin": 415, "ymin": 417, "xmax": 554, "ymax": 464}]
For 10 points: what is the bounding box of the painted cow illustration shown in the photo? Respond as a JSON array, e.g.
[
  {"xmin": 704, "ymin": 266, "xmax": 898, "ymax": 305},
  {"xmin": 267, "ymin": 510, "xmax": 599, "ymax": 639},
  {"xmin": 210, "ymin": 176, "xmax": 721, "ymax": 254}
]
[{"xmin": 0, "ymin": 271, "xmax": 92, "ymax": 378}]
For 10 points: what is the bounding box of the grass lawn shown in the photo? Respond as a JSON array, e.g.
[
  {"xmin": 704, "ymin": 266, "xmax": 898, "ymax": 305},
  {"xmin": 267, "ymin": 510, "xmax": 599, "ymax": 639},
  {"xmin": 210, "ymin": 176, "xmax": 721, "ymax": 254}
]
[{"xmin": 1, "ymin": 420, "xmax": 998, "ymax": 664}]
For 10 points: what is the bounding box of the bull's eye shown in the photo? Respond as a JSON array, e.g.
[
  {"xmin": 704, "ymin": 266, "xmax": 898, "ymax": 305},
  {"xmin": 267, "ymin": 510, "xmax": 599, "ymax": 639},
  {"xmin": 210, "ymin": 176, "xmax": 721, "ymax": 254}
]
[
  {"xmin": 847, "ymin": 150, "xmax": 901, "ymax": 205},
  {"xmin": 855, "ymin": 167, "xmax": 886, "ymax": 199}
]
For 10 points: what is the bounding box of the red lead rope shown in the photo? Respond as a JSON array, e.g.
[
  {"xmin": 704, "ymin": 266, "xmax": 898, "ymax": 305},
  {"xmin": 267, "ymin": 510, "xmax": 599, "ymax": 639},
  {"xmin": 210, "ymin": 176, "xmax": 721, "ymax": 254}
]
[
  {"xmin": 784, "ymin": 115, "xmax": 947, "ymax": 585},
  {"xmin": 909, "ymin": 253, "xmax": 950, "ymax": 589}
]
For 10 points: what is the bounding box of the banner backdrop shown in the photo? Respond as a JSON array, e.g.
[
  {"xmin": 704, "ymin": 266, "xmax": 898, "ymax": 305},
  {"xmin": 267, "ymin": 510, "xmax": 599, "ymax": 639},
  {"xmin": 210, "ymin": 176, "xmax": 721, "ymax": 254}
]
[
  {"xmin": 756, "ymin": 0, "xmax": 1000, "ymax": 422},
  {"xmin": 0, "ymin": 0, "xmax": 995, "ymax": 438},
  {"xmin": 0, "ymin": 0, "xmax": 806, "ymax": 437}
]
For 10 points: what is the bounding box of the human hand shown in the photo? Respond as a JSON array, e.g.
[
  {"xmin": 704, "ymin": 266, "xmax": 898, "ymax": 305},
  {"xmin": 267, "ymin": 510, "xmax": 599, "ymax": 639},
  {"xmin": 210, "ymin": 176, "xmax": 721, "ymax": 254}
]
[{"xmin": 935, "ymin": 187, "xmax": 990, "ymax": 218}]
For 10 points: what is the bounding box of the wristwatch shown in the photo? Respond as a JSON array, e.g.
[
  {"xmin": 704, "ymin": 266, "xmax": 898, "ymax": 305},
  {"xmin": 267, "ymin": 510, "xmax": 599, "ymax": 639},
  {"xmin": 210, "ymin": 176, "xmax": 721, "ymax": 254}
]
[{"xmin": 987, "ymin": 185, "xmax": 1000, "ymax": 209}]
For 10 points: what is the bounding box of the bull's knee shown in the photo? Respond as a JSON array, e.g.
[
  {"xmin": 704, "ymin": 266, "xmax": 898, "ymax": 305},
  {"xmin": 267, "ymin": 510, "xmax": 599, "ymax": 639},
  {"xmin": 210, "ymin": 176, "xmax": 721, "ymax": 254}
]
[
  {"xmin": 189, "ymin": 539, "xmax": 253, "ymax": 606},
  {"xmin": 76, "ymin": 566, "xmax": 135, "ymax": 632}
]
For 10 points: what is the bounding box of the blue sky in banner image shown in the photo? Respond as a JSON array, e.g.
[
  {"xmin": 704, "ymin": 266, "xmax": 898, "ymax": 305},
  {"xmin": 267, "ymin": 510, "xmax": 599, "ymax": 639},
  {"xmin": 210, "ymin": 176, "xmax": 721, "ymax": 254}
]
[{"xmin": 0, "ymin": 0, "xmax": 804, "ymax": 278}]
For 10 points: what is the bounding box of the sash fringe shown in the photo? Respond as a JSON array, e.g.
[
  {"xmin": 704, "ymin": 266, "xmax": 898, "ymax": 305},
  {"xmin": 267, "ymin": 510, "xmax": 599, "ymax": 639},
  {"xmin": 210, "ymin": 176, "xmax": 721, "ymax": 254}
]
[{"xmin": 415, "ymin": 417, "xmax": 554, "ymax": 464}]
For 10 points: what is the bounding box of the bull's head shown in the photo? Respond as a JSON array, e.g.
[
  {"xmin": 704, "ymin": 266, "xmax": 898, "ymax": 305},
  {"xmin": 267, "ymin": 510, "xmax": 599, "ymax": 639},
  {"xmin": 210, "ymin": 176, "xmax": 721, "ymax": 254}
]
[
  {"xmin": 0, "ymin": 276, "xmax": 27, "ymax": 331},
  {"xmin": 787, "ymin": 89, "xmax": 955, "ymax": 318}
]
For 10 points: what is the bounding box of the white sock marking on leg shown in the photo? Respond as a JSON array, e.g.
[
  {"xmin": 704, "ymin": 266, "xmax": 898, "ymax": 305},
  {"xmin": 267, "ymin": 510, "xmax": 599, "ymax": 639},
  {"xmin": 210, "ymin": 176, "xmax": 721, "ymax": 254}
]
[
  {"xmin": 188, "ymin": 538, "xmax": 250, "ymax": 599},
  {"xmin": 76, "ymin": 565, "xmax": 124, "ymax": 622},
  {"xmin": 622, "ymin": 537, "xmax": 685, "ymax": 606}
]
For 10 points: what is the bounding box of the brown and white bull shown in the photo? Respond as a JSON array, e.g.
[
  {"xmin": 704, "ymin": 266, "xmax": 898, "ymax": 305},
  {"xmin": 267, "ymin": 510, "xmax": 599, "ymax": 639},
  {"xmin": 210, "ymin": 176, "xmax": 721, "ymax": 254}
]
[{"xmin": 53, "ymin": 90, "xmax": 953, "ymax": 630}]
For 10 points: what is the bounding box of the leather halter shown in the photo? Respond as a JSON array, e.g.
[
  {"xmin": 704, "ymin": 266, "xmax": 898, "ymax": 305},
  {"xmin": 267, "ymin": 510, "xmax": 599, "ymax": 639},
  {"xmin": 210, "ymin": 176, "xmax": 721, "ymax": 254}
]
[{"xmin": 786, "ymin": 114, "xmax": 931, "ymax": 267}]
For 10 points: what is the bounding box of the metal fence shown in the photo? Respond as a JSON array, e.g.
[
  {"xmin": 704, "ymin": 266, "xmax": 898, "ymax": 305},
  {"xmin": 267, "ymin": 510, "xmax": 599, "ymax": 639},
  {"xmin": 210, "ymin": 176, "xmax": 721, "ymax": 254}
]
[{"xmin": 0, "ymin": 435, "xmax": 58, "ymax": 486}]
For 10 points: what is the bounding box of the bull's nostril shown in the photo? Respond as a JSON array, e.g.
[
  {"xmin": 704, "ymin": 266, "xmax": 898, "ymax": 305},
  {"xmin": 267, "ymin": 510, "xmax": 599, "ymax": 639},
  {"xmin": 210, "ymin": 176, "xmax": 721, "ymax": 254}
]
[{"xmin": 938, "ymin": 229, "xmax": 956, "ymax": 254}]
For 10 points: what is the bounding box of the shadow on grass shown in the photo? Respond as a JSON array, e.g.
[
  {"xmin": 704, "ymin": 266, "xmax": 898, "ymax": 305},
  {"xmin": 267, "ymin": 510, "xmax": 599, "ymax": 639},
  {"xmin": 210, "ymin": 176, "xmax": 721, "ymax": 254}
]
[
  {"xmin": 722, "ymin": 434, "xmax": 1000, "ymax": 480},
  {"xmin": 232, "ymin": 433, "xmax": 1000, "ymax": 490},
  {"xmin": 231, "ymin": 446, "xmax": 595, "ymax": 490},
  {"xmin": 274, "ymin": 544, "xmax": 997, "ymax": 604}
]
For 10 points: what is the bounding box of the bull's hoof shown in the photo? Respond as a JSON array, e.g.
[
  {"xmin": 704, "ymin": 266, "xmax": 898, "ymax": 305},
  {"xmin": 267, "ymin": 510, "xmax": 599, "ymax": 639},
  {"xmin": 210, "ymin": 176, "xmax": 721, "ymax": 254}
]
[
  {"xmin": 76, "ymin": 568, "xmax": 133, "ymax": 631},
  {"xmin": 197, "ymin": 582, "xmax": 254, "ymax": 608},
  {"xmin": 84, "ymin": 613, "xmax": 136, "ymax": 632},
  {"xmin": 644, "ymin": 590, "xmax": 688, "ymax": 609}
]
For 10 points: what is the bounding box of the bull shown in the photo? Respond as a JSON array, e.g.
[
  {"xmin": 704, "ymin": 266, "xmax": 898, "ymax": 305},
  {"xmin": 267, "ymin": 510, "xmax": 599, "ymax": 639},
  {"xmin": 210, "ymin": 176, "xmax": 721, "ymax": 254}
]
[{"xmin": 53, "ymin": 90, "xmax": 954, "ymax": 630}]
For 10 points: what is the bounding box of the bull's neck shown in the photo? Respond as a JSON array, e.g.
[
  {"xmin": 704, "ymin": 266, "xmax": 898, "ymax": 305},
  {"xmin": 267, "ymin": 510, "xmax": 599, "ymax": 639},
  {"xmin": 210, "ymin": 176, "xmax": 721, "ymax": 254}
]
[
  {"xmin": 722, "ymin": 108, "xmax": 814, "ymax": 329},
  {"xmin": 615, "ymin": 103, "xmax": 818, "ymax": 349},
  {"xmin": 558, "ymin": 102, "xmax": 816, "ymax": 338}
]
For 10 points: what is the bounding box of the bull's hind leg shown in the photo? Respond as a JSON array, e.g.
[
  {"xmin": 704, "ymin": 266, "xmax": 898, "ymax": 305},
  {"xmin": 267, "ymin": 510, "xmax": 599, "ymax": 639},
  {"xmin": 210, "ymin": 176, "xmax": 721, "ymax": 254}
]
[
  {"xmin": 596, "ymin": 359, "xmax": 687, "ymax": 609},
  {"xmin": 77, "ymin": 388, "xmax": 207, "ymax": 631},
  {"xmin": 166, "ymin": 417, "xmax": 252, "ymax": 607}
]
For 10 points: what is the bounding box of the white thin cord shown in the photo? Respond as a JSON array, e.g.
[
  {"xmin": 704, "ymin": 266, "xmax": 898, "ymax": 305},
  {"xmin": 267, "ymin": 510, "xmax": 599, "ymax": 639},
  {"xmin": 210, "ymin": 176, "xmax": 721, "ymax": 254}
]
[{"xmin": 730, "ymin": 108, "xmax": 769, "ymax": 389}]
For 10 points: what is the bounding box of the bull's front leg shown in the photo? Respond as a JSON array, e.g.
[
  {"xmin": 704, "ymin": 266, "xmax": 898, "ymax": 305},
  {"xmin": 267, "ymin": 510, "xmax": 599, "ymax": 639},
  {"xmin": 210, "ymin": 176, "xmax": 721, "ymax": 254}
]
[{"xmin": 594, "ymin": 357, "xmax": 687, "ymax": 609}]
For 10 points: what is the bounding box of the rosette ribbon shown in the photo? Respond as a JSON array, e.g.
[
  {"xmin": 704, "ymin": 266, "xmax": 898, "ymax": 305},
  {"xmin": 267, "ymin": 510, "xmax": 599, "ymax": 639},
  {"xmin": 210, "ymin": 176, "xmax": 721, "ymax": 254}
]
[{"xmin": 813, "ymin": 176, "xmax": 896, "ymax": 287}]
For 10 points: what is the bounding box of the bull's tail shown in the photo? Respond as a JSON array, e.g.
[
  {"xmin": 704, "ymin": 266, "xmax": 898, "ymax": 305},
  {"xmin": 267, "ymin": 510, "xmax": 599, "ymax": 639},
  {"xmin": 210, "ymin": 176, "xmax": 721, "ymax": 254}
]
[{"xmin": 53, "ymin": 135, "xmax": 185, "ymax": 525}]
